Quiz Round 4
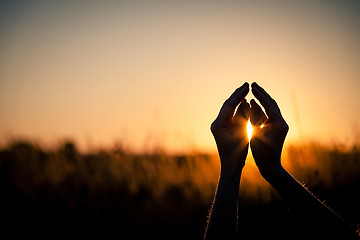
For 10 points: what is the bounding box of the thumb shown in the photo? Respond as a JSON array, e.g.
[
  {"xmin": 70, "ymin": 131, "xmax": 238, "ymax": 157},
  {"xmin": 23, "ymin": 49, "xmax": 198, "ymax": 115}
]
[{"xmin": 250, "ymin": 99, "xmax": 267, "ymax": 126}]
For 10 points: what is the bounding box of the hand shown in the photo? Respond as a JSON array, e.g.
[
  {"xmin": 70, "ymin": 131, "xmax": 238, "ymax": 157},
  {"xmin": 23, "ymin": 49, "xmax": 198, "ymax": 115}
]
[
  {"xmin": 249, "ymin": 82, "xmax": 289, "ymax": 178},
  {"xmin": 211, "ymin": 82, "xmax": 250, "ymax": 180}
]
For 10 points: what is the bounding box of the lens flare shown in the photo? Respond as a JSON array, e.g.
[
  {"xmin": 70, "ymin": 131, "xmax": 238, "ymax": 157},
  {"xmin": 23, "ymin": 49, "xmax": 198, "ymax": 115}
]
[{"xmin": 247, "ymin": 120, "xmax": 253, "ymax": 141}]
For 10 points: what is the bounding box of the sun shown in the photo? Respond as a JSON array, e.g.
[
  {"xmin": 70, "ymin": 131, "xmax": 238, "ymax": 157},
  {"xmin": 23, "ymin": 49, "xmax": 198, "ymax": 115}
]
[{"xmin": 247, "ymin": 119, "xmax": 253, "ymax": 141}]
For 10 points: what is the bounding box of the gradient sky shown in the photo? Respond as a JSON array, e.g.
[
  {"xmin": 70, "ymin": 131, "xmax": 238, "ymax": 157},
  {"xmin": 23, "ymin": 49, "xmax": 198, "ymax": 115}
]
[{"xmin": 1, "ymin": 0, "xmax": 360, "ymax": 152}]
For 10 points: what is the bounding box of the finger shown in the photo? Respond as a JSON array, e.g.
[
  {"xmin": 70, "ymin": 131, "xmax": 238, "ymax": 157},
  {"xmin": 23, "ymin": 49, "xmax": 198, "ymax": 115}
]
[
  {"xmin": 226, "ymin": 82, "xmax": 250, "ymax": 108},
  {"xmin": 250, "ymin": 135, "xmax": 264, "ymax": 155},
  {"xmin": 250, "ymin": 99, "xmax": 267, "ymax": 126},
  {"xmin": 251, "ymin": 82, "xmax": 281, "ymax": 120},
  {"xmin": 216, "ymin": 82, "xmax": 249, "ymax": 125},
  {"xmin": 233, "ymin": 99, "xmax": 250, "ymax": 125}
]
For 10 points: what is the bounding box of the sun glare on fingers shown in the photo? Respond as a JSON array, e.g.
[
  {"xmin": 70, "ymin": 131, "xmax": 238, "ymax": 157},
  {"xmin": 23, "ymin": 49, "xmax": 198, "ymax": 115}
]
[{"xmin": 247, "ymin": 119, "xmax": 253, "ymax": 141}]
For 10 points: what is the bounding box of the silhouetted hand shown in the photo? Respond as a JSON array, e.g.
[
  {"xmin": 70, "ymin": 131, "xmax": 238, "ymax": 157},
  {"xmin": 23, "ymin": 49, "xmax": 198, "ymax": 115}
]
[
  {"xmin": 249, "ymin": 82, "xmax": 289, "ymax": 178},
  {"xmin": 249, "ymin": 83, "xmax": 359, "ymax": 239},
  {"xmin": 206, "ymin": 82, "xmax": 359, "ymax": 239},
  {"xmin": 211, "ymin": 82, "xmax": 250, "ymax": 180},
  {"xmin": 205, "ymin": 82, "xmax": 249, "ymax": 240}
]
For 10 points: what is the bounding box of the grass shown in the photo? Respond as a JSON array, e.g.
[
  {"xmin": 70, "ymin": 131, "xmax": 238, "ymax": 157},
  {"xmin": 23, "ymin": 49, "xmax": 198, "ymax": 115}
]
[{"xmin": 0, "ymin": 140, "xmax": 359, "ymax": 238}]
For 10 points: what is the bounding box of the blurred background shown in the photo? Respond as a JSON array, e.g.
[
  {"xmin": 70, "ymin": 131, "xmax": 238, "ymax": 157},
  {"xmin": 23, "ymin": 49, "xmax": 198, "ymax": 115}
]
[{"xmin": 0, "ymin": 0, "xmax": 359, "ymax": 239}]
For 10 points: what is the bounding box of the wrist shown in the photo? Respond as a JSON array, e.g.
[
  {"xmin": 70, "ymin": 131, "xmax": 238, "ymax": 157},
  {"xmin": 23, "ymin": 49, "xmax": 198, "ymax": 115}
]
[
  {"xmin": 218, "ymin": 170, "xmax": 241, "ymax": 195},
  {"xmin": 220, "ymin": 165, "xmax": 243, "ymax": 185},
  {"xmin": 258, "ymin": 162, "xmax": 285, "ymax": 182}
]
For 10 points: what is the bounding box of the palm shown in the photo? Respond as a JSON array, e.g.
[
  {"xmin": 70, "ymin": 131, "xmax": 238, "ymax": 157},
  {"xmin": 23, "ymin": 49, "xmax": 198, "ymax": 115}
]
[
  {"xmin": 211, "ymin": 83, "xmax": 250, "ymax": 176},
  {"xmin": 213, "ymin": 119, "xmax": 249, "ymax": 168},
  {"xmin": 251, "ymin": 122, "xmax": 286, "ymax": 170}
]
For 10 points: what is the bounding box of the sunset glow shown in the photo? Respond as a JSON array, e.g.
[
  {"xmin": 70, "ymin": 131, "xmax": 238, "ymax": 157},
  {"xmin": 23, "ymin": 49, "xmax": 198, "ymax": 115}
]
[
  {"xmin": 0, "ymin": 1, "xmax": 359, "ymax": 153},
  {"xmin": 247, "ymin": 120, "xmax": 253, "ymax": 142}
]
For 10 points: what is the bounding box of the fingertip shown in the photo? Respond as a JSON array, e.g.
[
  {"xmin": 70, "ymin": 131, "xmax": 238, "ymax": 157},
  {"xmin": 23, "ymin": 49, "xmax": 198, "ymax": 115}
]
[
  {"xmin": 239, "ymin": 82, "xmax": 249, "ymax": 91},
  {"xmin": 239, "ymin": 98, "xmax": 250, "ymax": 109},
  {"xmin": 250, "ymin": 99, "xmax": 258, "ymax": 107},
  {"xmin": 236, "ymin": 98, "xmax": 250, "ymax": 118},
  {"xmin": 251, "ymin": 86, "xmax": 259, "ymax": 95},
  {"xmin": 242, "ymin": 100, "xmax": 250, "ymax": 112},
  {"xmin": 243, "ymin": 82, "xmax": 250, "ymax": 94}
]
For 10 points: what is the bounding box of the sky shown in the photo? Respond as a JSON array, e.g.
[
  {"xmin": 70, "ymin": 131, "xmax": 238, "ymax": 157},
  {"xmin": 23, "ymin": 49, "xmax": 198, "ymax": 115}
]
[{"xmin": 1, "ymin": 0, "xmax": 360, "ymax": 153}]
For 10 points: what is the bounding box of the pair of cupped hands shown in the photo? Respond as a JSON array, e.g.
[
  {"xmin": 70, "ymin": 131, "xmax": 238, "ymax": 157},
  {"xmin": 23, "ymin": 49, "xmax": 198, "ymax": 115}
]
[{"xmin": 211, "ymin": 82, "xmax": 289, "ymax": 181}]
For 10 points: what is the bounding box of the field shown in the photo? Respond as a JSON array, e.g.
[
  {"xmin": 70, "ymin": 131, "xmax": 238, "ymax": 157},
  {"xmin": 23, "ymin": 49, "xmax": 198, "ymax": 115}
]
[{"xmin": 0, "ymin": 140, "xmax": 359, "ymax": 239}]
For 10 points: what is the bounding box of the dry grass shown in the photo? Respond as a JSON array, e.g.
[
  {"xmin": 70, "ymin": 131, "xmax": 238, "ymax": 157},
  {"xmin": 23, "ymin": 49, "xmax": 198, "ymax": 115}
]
[{"xmin": 0, "ymin": 140, "xmax": 359, "ymax": 238}]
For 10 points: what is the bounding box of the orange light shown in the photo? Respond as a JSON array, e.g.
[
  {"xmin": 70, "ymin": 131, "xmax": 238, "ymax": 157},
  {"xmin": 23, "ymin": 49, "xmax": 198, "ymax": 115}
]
[{"xmin": 247, "ymin": 120, "xmax": 253, "ymax": 141}]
